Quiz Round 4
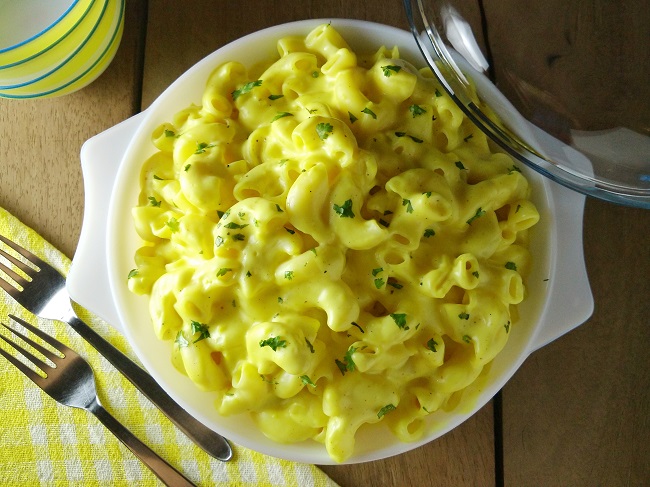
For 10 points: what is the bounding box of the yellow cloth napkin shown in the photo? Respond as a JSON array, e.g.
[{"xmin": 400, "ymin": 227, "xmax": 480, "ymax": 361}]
[{"xmin": 0, "ymin": 207, "xmax": 339, "ymax": 487}]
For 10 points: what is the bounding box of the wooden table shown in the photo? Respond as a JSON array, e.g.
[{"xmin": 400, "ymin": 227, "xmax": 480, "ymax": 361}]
[{"xmin": 1, "ymin": 2, "xmax": 648, "ymax": 485}]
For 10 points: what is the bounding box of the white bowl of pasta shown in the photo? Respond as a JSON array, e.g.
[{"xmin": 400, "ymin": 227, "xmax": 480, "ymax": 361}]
[{"xmin": 71, "ymin": 19, "xmax": 593, "ymax": 465}]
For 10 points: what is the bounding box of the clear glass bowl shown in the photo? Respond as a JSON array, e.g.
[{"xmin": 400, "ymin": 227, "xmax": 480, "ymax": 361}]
[{"xmin": 404, "ymin": 0, "xmax": 650, "ymax": 208}]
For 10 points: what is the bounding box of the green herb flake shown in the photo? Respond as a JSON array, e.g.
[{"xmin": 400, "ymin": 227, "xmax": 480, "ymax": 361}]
[
  {"xmin": 349, "ymin": 111, "xmax": 358, "ymax": 124},
  {"xmin": 166, "ymin": 217, "xmax": 180, "ymax": 233},
  {"xmin": 504, "ymin": 321, "xmax": 511, "ymax": 333},
  {"xmin": 175, "ymin": 331, "xmax": 189, "ymax": 348},
  {"xmin": 259, "ymin": 336, "xmax": 287, "ymax": 351},
  {"xmin": 190, "ymin": 321, "xmax": 210, "ymax": 343},
  {"xmin": 316, "ymin": 122, "xmax": 333, "ymax": 140},
  {"xmin": 194, "ymin": 142, "xmax": 215, "ymax": 154},
  {"xmin": 372, "ymin": 267, "xmax": 383, "ymax": 277},
  {"xmin": 127, "ymin": 269, "xmax": 139, "ymax": 279},
  {"xmin": 284, "ymin": 226, "xmax": 295, "ymax": 235},
  {"xmin": 381, "ymin": 65, "xmax": 402, "ymax": 77},
  {"xmin": 472, "ymin": 271, "xmax": 480, "ymax": 278},
  {"xmin": 275, "ymin": 204, "xmax": 284, "ymax": 212},
  {"xmin": 423, "ymin": 191, "xmax": 432, "ymax": 198},
  {"xmin": 424, "ymin": 228, "xmax": 435, "ymax": 238},
  {"xmin": 300, "ymin": 375, "xmax": 316, "ymax": 387},
  {"xmin": 459, "ymin": 312, "xmax": 470, "ymax": 320},
  {"xmin": 387, "ymin": 278, "xmax": 403, "ymax": 289},
  {"xmin": 505, "ymin": 261, "xmax": 518, "ymax": 271},
  {"xmin": 462, "ymin": 334, "xmax": 472, "ymax": 343},
  {"xmin": 232, "ymin": 79, "xmax": 262, "ymax": 100},
  {"xmin": 305, "ymin": 338, "xmax": 315, "ymax": 353},
  {"xmin": 153, "ymin": 174, "xmax": 164, "ymax": 180},
  {"xmin": 455, "ymin": 161, "xmax": 467, "ymax": 170},
  {"xmin": 463, "ymin": 134, "xmax": 474, "ymax": 142},
  {"xmin": 268, "ymin": 94, "xmax": 284, "ymax": 100},
  {"xmin": 435, "ymin": 88, "xmax": 443, "ymax": 97},
  {"xmin": 333, "ymin": 199, "xmax": 355, "ymax": 218},
  {"xmin": 409, "ymin": 104, "xmax": 426, "ymax": 117},
  {"xmin": 224, "ymin": 222, "xmax": 248, "ymax": 230},
  {"xmin": 312, "ymin": 70, "xmax": 320, "ymax": 78},
  {"xmin": 466, "ymin": 207, "xmax": 486, "ymax": 225},
  {"xmin": 184, "ymin": 164, "xmax": 191, "ymax": 171},
  {"xmin": 362, "ymin": 107, "xmax": 377, "ymax": 119},
  {"xmin": 426, "ymin": 338, "xmax": 438, "ymax": 353},
  {"xmin": 390, "ymin": 313, "xmax": 408, "ymax": 330},
  {"xmin": 216, "ymin": 268, "xmax": 232, "ymax": 277},
  {"xmin": 148, "ymin": 196, "xmax": 161, "ymax": 207},
  {"xmin": 164, "ymin": 129, "xmax": 176, "ymax": 138},
  {"xmin": 402, "ymin": 198, "xmax": 414, "ymax": 214},
  {"xmin": 284, "ymin": 270, "xmax": 294, "ymax": 280},
  {"xmin": 272, "ymin": 112, "xmax": 293, "ymax": 122},
  {"xmin": 232, "ymin": 233, "xmax": 245, "ymax": 241},
  {"xmin": 377, "ymin": 404, "xmax": 397, "ymax": 419},
  {"xmin": 374, "ymin": 278, "xmax": 385, "ymax": 289}
]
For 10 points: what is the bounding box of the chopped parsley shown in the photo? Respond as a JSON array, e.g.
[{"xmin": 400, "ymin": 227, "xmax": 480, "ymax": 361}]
[
  {"xmin": 216, "ymin": 268, "xmax": 232, "ymax": 277},
  {"xmin": 232, "ymin": 79, "xmax": 262, "ymax": 100},
  {"xmin": 390, "ymin": 313, "xmax": 409, "ymax": 330},
  {"xmin": 259, "ymin": 336, "xmax": 287, "ymax": 351},
  {"xmin": 455, "ymin": 161, "xmax": 467, "ymax": 170},
  {"xmin": 466, "ymin": 207, "xmax": 486, "ymax": 225},
  {"xmin": 164, "ymin": 129, "xmax": 176, "ymax": 137},
  {"xmin": 223, "ymin": 222, "xmax": 248, "ymax": 230},
  {"xmin": 333, "ymin": 199, "xmax": 355, "ymax": 218},
  {"xmin": 402, "ymin": 198, "xmax": 414, "ymax": 214},
  {"xmin": 505, "ymin": 261, "xmax": 518, "ymax": 271},
  {"xmin": 377, "ymin": 404, "xmax": 397, "ymax": 419},
  {"xmin": 231, "ymin": 233, "xmax": 245, "ymax": 241},
  {"xmin": 348, "ymin": 111, "xmax": 358, "ymax": 123},
  {"xmin": 361, "ymin": 107, "xmax": 377, "ymax": 119},
  {"xmin": 194, "ymin": 142, "xmax": 214, "ymax": 154},
  {"xmin": 374, "ymin": 278, "xmax": 385, "ymax": 289},
  {"xmin": 165, "ymin": 217, "xmax": 180, "ymax": 233},
  {"xmin": 462, "ymin": 335, "xmax": 472, "ymax": 344},
  {"xmin": 426, "ymin": 338, "xmax": 438, "ymax": 353},
  {"xmin": 300, "ymin": 375, "xmax": 316, "ymax": 387},
  {"xmin": 409, "ymin": 104, "xmax": 426, "ymax": 117},
  {"xmin": 272, "ymin": 112, "xmax": 293, "ymax": 122},
  {"xmin": 381, "ymin": 65, "xmax": 402, "ymax": 77},
  {"xmin": 175, "ymin": 330, "xmax": 189, "ymax": 348},
  {"xmin": 458, "ymin": 312, "xmax": 470, "ymax": 320},
  {"xmin": 372, "ymin": 267, "xmax": 383, "ymax": 276},
  {"xmin": 316, "ymin": 122, "xmax": 333, "ymax": 140},
  {"xmin": 148, "ymin": 196, "xmax": 161, "ymax": 207},
  {"xmin": 335, "ymin": 346, "xmax": 358, "ymax": 375},
  {"xmin": 268, "ymin": 94, "xmax": 284, "ymax": 100},
  {"xmin": 190, "ymin": 321, "xmax": 210, "ymax": 343},
  {"xmin": 127, "ymin": 269, "xmax": 139, "ymax": 279},
  {"xmin": 424, "ymin": 228, "xmax": 435, "ymax": 238},
  {"xmin": 284, "ymin": 270, "xmax": 294, "ymax": 280}
]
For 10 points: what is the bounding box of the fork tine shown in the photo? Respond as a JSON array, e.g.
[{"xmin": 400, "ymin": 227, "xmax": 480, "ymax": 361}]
[
  {"xmin": 0, "ymin": 246, "xmax": 38, "ymax": 276},
  {"xmin": 3, "ymin": 317, "xmax": 63, "ymax": 363},
  {"xmin": 8, "ymin": 315, "xmax": 71, "ymax": 357},
  {"xmin": 0, "ymin": 328, "xmax": 50, "ymax": 384},
  {"xmin": 0, "ymin": 235, "xmax": 46, "ymax": 270},
  {"xmin": 0, "ymin": 258, "xmax": 31, "ymax": 290}
]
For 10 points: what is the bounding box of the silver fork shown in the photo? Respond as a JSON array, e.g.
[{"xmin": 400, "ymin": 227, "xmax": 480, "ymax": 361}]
[
  {"xmin": 0, "ymin": 234, "xmax": 232, "ymax": 461},
  {"xmin": 0, "ymin": 314, "xmax": 196, "ymax": 486}
]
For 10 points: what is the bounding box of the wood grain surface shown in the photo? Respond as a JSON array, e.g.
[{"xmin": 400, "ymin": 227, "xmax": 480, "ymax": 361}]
[{"xmin": 1, "ymin": 1, "xmax": 648, "ymax": 485}]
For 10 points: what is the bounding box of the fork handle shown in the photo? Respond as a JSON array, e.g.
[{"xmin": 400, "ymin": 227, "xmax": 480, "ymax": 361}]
[
  {"xmin": 89, "ymin": 399, "xmax": 196, "ymax": 486},
  {"xmin": 67, "ymin": 315, "xmax": 233, "ymax": 461}
]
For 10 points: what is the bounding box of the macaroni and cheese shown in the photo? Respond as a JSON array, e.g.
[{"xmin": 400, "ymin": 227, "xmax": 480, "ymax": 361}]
[{"xmin": 128, "ymin": 24, "xmax": 539, "ymax": 462}]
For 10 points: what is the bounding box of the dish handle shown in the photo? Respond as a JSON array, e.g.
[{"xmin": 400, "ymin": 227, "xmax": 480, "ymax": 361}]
[
  {"xmin": 68, "ymin": 112, "xmax": 146, "ymax": 332},
  {"xmin": 527, "ymin": 182, "xmax": 594, "ymax": 352}
]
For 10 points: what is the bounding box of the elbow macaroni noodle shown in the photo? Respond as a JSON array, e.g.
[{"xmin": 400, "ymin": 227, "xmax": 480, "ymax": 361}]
[{"xmin": 128, "ymin": 24, "xmax": 540, "ymax": 462}]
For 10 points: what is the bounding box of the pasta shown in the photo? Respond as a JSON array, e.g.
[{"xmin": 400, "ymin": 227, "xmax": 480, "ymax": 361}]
[{"xmin": 128, "ymin": 24, "xmax": 540, "ymax": 463}]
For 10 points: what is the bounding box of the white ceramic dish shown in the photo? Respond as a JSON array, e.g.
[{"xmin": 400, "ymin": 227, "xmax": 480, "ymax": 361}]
[{"xmin": 69, "ymin": 19, "xmax": 593, "ymax": 464}]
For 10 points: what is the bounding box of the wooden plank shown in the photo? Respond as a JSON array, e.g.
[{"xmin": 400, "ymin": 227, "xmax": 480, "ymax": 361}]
[
  {"xmin": 480, "ymin": 1, "xmax": 650, "ymax": 484},
  {"xmin": 142, "ymin": 1, "xmax": 496, "ymax": 485},
  {"xmin": 0, "ymin": 2, "xmax": 148, "ymax": 258},
  {"xmin": 502, "ymin": 199, "xmax": 650, "ymax": 485}
]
